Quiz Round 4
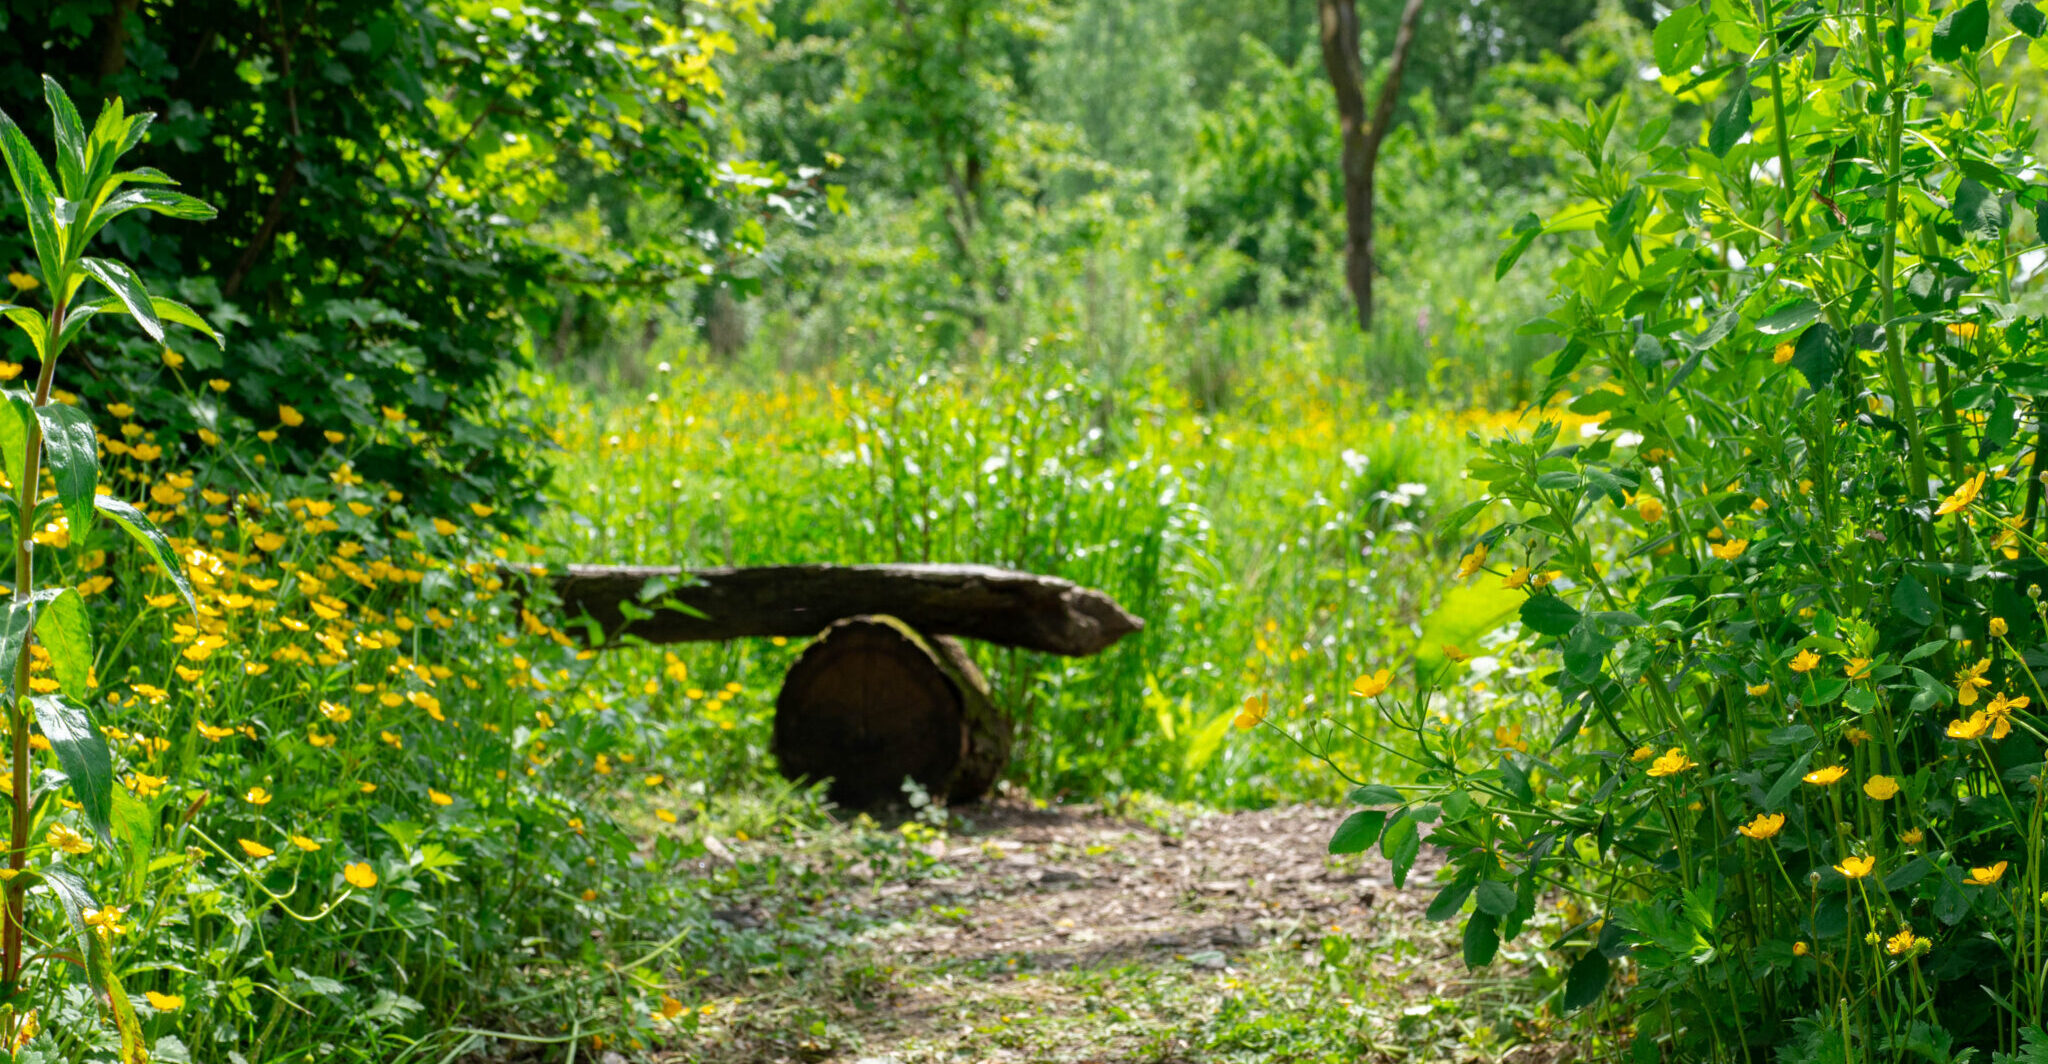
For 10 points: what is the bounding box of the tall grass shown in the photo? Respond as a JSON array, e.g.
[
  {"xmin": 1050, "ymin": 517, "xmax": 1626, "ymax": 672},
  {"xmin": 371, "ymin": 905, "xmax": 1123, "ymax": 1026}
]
[{"xmin": 531, "ymin": 316, "xmax": 1561, "ymax": 804}]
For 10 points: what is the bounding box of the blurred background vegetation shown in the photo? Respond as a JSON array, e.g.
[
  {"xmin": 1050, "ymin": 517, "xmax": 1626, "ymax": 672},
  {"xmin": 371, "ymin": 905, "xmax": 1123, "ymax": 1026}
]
[{"xmin": 0, "ymin": 0, "xmax": 1689, "ymax": 805}]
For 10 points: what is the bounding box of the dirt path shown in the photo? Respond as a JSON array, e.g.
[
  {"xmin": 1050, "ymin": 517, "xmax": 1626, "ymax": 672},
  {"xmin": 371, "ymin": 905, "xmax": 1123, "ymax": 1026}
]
[{"xmin": 680, "ymin": 801, "xmax": 1513, "ymax": 1064}]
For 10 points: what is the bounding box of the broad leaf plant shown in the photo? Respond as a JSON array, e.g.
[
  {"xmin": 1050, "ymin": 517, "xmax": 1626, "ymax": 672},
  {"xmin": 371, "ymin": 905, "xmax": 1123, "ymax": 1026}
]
[{"xmin": 0, "ymin": 78, "xmax": 218, "ymax": 1057}]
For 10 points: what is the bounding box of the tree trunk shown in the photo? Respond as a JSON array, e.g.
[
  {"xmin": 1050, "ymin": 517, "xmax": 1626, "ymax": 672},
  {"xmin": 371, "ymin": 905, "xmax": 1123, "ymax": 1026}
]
[
  {"xmin": 1319, "ymin": 0, "xmax": 1426, "ymax": 331},
  {"xmin": 772, "ymin": 615, "xmax": 1012, "ymax": 806},
  {"xmin": 543, "ymin": 562, "xmax": 1143, "ymax": 657}
]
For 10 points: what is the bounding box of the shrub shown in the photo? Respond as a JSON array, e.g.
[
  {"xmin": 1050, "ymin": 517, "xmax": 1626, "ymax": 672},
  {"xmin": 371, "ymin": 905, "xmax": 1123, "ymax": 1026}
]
[{"xmin": 1335, "ymin": 2, "xmax": 2048, "ymax": 1058}]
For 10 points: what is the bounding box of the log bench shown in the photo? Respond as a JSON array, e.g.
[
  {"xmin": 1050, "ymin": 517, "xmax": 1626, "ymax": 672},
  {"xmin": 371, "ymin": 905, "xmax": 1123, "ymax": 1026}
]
[{"xmin": 541, "ymin": 564, "xmax": 1144, "ymax": 806}]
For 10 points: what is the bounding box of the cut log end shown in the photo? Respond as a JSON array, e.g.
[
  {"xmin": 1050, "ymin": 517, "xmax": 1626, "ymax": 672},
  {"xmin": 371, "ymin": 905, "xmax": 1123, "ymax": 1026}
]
[{"xmin": 772, "ymin": 615, "xmax": 1012, "ymax": 807}]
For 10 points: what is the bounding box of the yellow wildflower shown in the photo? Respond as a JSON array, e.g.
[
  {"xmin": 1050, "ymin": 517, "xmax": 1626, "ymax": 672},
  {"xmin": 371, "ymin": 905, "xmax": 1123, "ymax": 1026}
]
[
  {"xmin": 1351, "ymin": 669, "xmax": 1392, "ymax": 699},
  {"xmin": 344, "ymin": 862, "xmax": 379, "ymax": 888},
  {"xmin": 1884, "ymin": 927, "xmax": 1925, "ymax": 956},
  {"xmin": 1647, "ymin": 747, "xmax": 1696, "ymax": 778},
  {"xmin": 1737, "ymin": 813, "xmax": 1785, "ymax": 840},
  {"xmin": 244, "ymin": 786, "xmax": 272, "ymax": 806},
  {"xmin": 429, "ymin": 789, "xmax": 453, "ymax": 806},
  {"xmin": 1835, "ymin": 855, "xmax": 1876, "ymax": 879},
  {"xmin": 1710, "ymin": 538, "xmax": 1749, "ymax": 560},
  {"xmin": 1967, "ymin": 861, "xmax": 2009, "ymax": 886},
  {"xmin": 1773, "ymin": 341, "xmax": 1794, "ymax": 365},
  {"xmin": 46, "ymin": 824, "xmax": 91, "ymax": 855},
  {"xmin": 1901, "ymin": 827, "xmax": 1925, "ymax": 845},
  {"xmin": 1992, "ymin": 617, "xmax": 2009, "ymax": 638},
  {"xmin": 1744, "ymin": 681, "xmax": 1770, "ymax": 696},
  {"xmin": 1804, "ymin": 765, "xmax": 1847, "ymax": 786},
  {"xmin": 1862, "ymin": 776, "xmax": 1899, "ymax": 801},
  {"xmin": 1935, "ymin": 471, "xmax": 1986, "ymax": 517},
  {"xmin": 278, "ymin": 405, "xmax": 304, "ymax": 427},
  {"xmin": 1636, "ymin": 495, "xmax": 1665, "ymax": 523},
  {"xmin": 1789, "ymin": 649, "xmax": 1821, "ymax": 673},
  {"xmin": 238, "ymin": 839, "xmax": 274, "ymax": 859},
  {"xmin": 144, "ymin": 991, "xmax": 183, "ymax": 1011},
  {"xmin": 1233, "ymin": 695, "xmax": 1267, "ymax": 731},
  {"xmin": 1947, "ymin": 711, "xmax": 1992, "ymax": 741},
  {"xmin": 1845, "ymin": 658, "xmax": 1872, "ymax": 681}
]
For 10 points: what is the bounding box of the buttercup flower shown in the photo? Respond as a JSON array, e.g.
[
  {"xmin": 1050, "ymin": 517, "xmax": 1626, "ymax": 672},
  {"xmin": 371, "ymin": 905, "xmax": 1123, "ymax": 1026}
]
[
  {"xmin": 1647, "ymin": 747, "xmax": 1696, "ymax": 778},
  {"xmin": 1737, "ymin": 813, "xmax": 1785, "ymax": 840},
  {"xmin": 238, "ymin": 839, "xmax": 274, "ymax": 859},
  {"xmin": 1967, "ymin": 861, "xmax": 2009, "ymax": 886},
  {"xmin": 1803, "ymin": 765, "xmax": 1847, "ymax": 786},
  {"xmin": 47, "ymin": 824, "xmax": 91, "ymax": 855},
  {"xmin": 1351, "ymin": 669, "xmax": 1392, "ymax": 698},
  {"xmin": 1862, "ymin": 776, "xmax": 1899, "ymax": 801},
  {"xmin": 1233, "ymin": 695, "xmax": 1267, "ymax": 730},
  {"xmin": 1789, "ymin": 649, "xmax": 1821, "ymax": 673},
  {"xmin": 344, "ymin": 862, "xmax": 379, "ymax": 888},
  {"xmin": 1935, "ymin": 471, "xmax": 1986, "ymax": 516},
  {"xmin": 1710, "ymin": 538, "xmax": 1749, "ymax": 560},
  {"xmin": 1947, "ymin": 711, "xmax": 1992, "ymax": 742},
  {"xmin": 1835, "ymin": 855, "xmax": 1876, "ymax": 879}
]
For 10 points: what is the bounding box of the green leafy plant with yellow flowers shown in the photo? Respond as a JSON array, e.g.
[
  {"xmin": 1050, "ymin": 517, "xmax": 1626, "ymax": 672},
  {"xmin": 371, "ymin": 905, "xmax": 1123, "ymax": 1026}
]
[
  {"xmin": 1327, "ymin": 2, "xmax": 2048, "ymax": 1060},
  {"xmin": 0, "ymin": 77, "xmax": 220, "ymax": 1056}
]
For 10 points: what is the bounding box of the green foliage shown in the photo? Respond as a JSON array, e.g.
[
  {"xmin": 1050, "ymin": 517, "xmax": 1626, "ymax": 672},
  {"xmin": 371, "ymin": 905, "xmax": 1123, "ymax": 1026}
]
[
  {"xmin": 0, "ymin": 1, "xmax": 792, "ymax": 522},
  {"xmin": 1346, "ymin": 0, "xmax": 2048, "ymax": 1056}
]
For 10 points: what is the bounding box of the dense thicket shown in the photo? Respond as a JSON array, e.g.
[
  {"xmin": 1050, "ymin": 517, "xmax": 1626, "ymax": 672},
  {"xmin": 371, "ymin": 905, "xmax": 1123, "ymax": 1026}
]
[{"xmin": 0, "ymin": 0, "xmax": 789, "ymax": 518}]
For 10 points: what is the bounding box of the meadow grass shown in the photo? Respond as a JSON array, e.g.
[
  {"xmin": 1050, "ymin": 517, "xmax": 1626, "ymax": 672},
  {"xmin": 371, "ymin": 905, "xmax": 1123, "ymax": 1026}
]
[{"xmin": 532, "ymin": 324, "xmax": 1558, "ymax": 806}]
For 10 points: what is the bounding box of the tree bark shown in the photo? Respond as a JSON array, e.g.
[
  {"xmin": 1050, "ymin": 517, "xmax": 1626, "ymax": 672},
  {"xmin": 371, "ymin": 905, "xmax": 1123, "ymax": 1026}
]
[
  {"xmin": 542, "ymin": 562, "xmax": 1144, "ymax": 657},
  {"xmin": 1319, "ymin": 0, "xmax": 1426, "ymax": 331},
  {"xmin": 772, "ymin": 615, "xmax": 1012, "ymax": 806}
]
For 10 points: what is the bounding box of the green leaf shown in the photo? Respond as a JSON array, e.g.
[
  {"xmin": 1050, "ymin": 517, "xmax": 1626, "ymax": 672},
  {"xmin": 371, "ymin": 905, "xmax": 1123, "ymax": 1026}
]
[
  {"xmin": 35, "ymin": 693, "xmax": 116, "ymax": 846},
  {"xmin": 2014, "ymin": 2, "xmax": 2048, "ymax": 37},
  {"xmin": 1932, "ymin": 0, "xmax": 1991, "ymax": 60},
  {"xmin": 1652, "ymin": 7, "xmax": 1706, "ymax": 74},
  {"xmin": 1495, "ymin": 212, "xmax": 1542, "ymax": 281},
  {"xmin": 1893, "ymin": 572, "xmax": 1935, "ymax": 627},
  {"xmin": 37, "ymin": 586, "xmax": 92, "ymax": 703},
  {"xmin": 43, "ymin": 866, "xmax": 97, "ymax": 957},
  {"xmin": 0, "ymin": 589, "xmax": 63, "ymax": 696},
  {"xmin": 1790, "ymin": 322, "xmax": 1841, "ymax": 389},
  {"xmin": 94, "ymin": 496, "xmax": 196, "ymax": 614},
  {"xmin": 1427, "ymin": 879, "xmax": 1476, "ymax": 922},
  {"xmin": 1346, "ymin": 783, "xmax": 1403, "ymax": 805},
  {"xmin": 1953, "ymin": 178, "xmax": 2009, "ymax": 238},
  {"xmin": 1562, "ymin": 950, "xmax": 1611, "ymax": 1011},
  {"xmin": 80, "ymin": 258, "xmax": 163, "ymax": 342},
  {"xmin": 148, "ymin": 297, "xmax": 225, "ymax": 349},
  {"xmin": 1328, "ymin": 810, "xmax": 1387, "ymax": 855},
  {"xmin": 84, "ymin": 187, "xmax": 218, "ymax": 243},
  {"xmin": 1416, "ymin": 580, "xmax": 1524, "ymax": 668},
  {"xmin": 1707, "ymin": 86, "xmax": 1753, "ymax": 158},
  {"xmin": 1380, "ymin": 811, "xmax": 1421, "ymax": 887},
  {"xmin": 0, "ymin": 108, "xmax": 64, "ymax": 284},
  {"xmin": 1475, "ymin": 879, "xmax": 1518, "ymax": 917},
  {"xmin": 41, "ymin": 76, "xmax": 88, "ymax": 199},
  {"xmin": 92, "ymin": 930, "xmax": 147, "ymax": 1064},
  {"xmin": 1464, "ymin": 911, "xmax": 1502, "ymax": 968},
  {"xmin": 1756, "ymin": 299, "xmax": 1822, "ymax": 335},
  {"xmin": 1519, "ymin": 594, "xmax": 1581, "ymax": 637},
  {"xmin": 0, "ymin": 389, "xmax": 32, "ymax": 509},
  {"xmin": 112, "ymin": 789, "xmax": 153, "ymax": 900},
  {"xmin": 36, "ymin": 403, "xmax": 98, "ymax": 538}
]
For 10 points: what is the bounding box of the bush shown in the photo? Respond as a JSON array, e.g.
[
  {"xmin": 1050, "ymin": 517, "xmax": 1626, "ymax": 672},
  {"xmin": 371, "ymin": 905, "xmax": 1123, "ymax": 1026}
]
[
  {"xmin": 0, "ymin": 2, "xmax": 781, "ymax": 523},
  {"xmin": 1337, "ymin": 2, "xmax": 2048, "ymax": 1058}
]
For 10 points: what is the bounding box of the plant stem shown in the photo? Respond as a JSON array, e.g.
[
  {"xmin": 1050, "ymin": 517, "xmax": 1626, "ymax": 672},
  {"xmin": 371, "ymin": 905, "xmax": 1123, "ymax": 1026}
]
[{"xmin": 2, "ymin": 301, "xmax": 61, "ymax": 1017}]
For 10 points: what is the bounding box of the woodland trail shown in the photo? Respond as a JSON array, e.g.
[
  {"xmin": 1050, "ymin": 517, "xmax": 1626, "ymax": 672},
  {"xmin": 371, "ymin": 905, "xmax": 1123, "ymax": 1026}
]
[{"xmin": 671, "ymin": 800, "xmax": 1559, "ymax": 1064}]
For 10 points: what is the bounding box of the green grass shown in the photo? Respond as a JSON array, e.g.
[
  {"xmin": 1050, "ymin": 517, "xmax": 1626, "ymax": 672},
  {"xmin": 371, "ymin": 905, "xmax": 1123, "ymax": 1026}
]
[{"xmin": 526, "ymin": 330, "xmax": 1527, "ymax": 805}]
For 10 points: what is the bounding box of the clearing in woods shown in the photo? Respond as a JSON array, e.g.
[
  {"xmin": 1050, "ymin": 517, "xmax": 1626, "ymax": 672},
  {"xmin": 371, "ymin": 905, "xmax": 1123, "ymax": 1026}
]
[{"xmin": 669, "ymin": 800, "xmax": 1550, "ymax": 1064}]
